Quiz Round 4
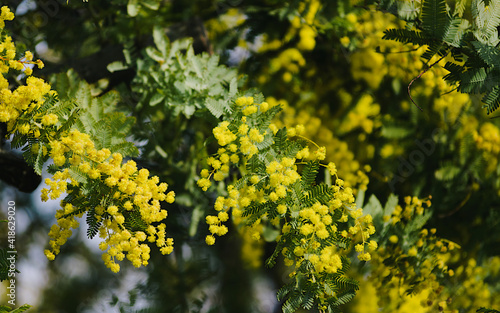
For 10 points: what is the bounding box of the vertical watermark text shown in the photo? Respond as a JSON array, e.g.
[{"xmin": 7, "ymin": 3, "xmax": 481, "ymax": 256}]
[{"xmin": 5, "ymin": 200, "xmax": 17, "ymax": 306}]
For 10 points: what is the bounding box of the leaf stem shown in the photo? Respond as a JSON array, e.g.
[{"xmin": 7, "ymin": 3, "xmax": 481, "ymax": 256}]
[{"xmin": 408, "ymin": 52, "xmax": 449, "ymax": 111}]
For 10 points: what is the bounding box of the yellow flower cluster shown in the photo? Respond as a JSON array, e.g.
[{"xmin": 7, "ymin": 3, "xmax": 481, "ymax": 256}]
[
  {"xmin": 433, "ymin": 89, "xmax": 471, "ymax": 125},
  {"xmin": 347, "ymin": 10, "xmax": 409, "ymax": 89},
  {"xmin": 475, "ymin": 122, "xmax": 500, "ymax": 152},
  {"xmin": 2, "ymin": 7, "xmax": 175, "ymax": 273},
  {"xmin": 265, "ymin": 157, "xmax": 301, "ymax": 201},
  {"xmin": 257, "ymin": 0, "xmax": 320, "ymax": 56},
  {"xmin": 44, "ymin": 201, "xmax": 80, "ymax": 262},
  {"xmin": 440, "ymin": 256, "xmax": 500, "ymax": 311},
  {"xmin": 198, "ymin": 96, "xmax": 277, "ymax": 191},
  {"xmin": 202, "ymin": 151, "xmax": 302, "ymax": 246},
  {"xmin": 0, "ymin": 75, "xmax": 51, "ymax": 128},
  {"xmin": 1, "ymin": 7, "xmax": 48, "ymax": 132},
  {"xmin": 338, "ymin": 94, "xmax": 381, "ymax": 135},
  {"xmin": 42, "ymin": 129, "xmax": 175, "ymax": 272},
  {"xmin": 469, "ymin": 121, "xmax": 500, "ymax": 176},
  {"xmin": 281, "ymin": 188, "xmax": 376, "ymax": 278},
  {"xmin": 0, "ymin": 6, "xmax": 14, "ymax": 30},
  {"xmin": 357, "ymin": 196, "xmax": 466, "ymax": 312},
  {"xmin": 271, "ymin": 97, "xmax": 370, "ymax": 191},
  {"xmin": 205, "ymin": 208, "xmax": 229, "ymax": 245},
  {"xmin": 288, "ymin": 0, "xmax": 321, "ymax": 51},
  {"xmin": 0, "ymin": 9, "xmax": 43, "ymax": 75},
  {"xmin": 292, "ymin": 199, "xmax": 374, "ymax": 273},
  {"xmin": 198, "ymin": 96, "xmax": 376, "ymax": 281},
  {"xmin": 356, "ymin": 246, "xmax": 500, "ymax": 313},
  {"xmin": 389, "ymin": 195, "xmax": 432, "ymax": 224},
  {"xmin": 351, "ymin": 49, "xmax": 387, "ymax": 90},
  {"xmin": 269, "ymin": 48, "xmax": 306, "ymax": 83},
  {"xmin": 346, "ymin": 8, "xmax": 460, "ymax": 102},
  {"xmin": 196, "ymin": 94, "xmax": 378, "ymax": 311},
  {"xmin": 238, "ymin": 223, "xmax": 265, "ymax": 268},
  {"xmin": 205, "ymin": 8, "xmax": 246, "ymax": 43}
]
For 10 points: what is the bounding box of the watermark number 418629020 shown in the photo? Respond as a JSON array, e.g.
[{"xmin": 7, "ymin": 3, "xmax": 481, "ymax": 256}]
[{"xmin": 3, "ymin": 200, "xmax": 17, "ymax": 306}]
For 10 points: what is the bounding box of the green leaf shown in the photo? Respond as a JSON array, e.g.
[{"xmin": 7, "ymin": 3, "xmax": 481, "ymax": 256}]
[
  {"xmin": 33, "ymin": 140, "xmax": 45, "ymax": 175},
  {"xmin": 127, "ymin": 0, "xmax": 140, "ymax": 17},
  {"xmin": 205, "ymin": 98, "xmax": 227, "ymax": 118},
  {"xmin": 229, "ymin": 77, "xmax": 238, "ymax": 96},
  {"xmin": 407, "ymin": 210, "xmax": 432, "ymax": 232},
  {"xmin": 153, "ymin": 26, "xmax": 169, "ymax": 57},
  {"xmin": 363, "ymin": 194, "xmax": 383, "ymax": 218},
  {"xmin": 0, "ymin": 248, "xmax": 11, "ymax": 282},
  {"xmin": 262, "ymin": 225, "xmax": 280, "ymax": 242},
  {"xmin": 435, "ymin": 164, "xmax": 461, "ymax": 181},
  {"xmin": 421, "ymin": 0, "xmax": 449, "ymax": 39},
  {"xmin": 384, "ymin": 194, "xmax": 399, "ymax": 216},
  {"xmin": 145, "ymin": 47, "xmax": 164, "ymax": 63},
  {"xmin": 301, "ymin": 161, "xmax": 320, "ymax": 190},
  {"xmin": 472, "ymin": 41, "xmax": 500, "ymax": 68},
  {"xmin": 107, "ymin": 61, "xmax": 128, "ymax": 73},
  {"xmin": 0, "ymin": 304, "xmax": 32, "ymax": 313},
  {"xmin": 472, "ymin": 0, "xmax": 500, "ymax": 45},
  {"xmin": 381, "ymin": 125, "xmax": 414, "ymax": 139},
  {"xmin": 382, "ymin": 28, "xmax": 431, "ymax": 45},
  {"xmin": 458, "ymin": 67, "xmax": 488, "ymax": 93},
  {"xmin": 355, "ymin": 188, "xmax": 365, "ymax": 209},
  {"xmin": 189, "ymin": 205, "xmax": 204, "ymax": 237},
  {"xmin": 140, "ymin": 0, "xmax": 160, "ymax": 10},
  {"xmin": 149, "ymin": 93, "xmax": 165, "ymax": 107},
  {"xmin": 443, "ymin": 18, "xmax": 469, "ymax": 47},
  {"xmin": 482, "ymin": 85, "xmax": 500, "ymax": 114},
  {"xmin": 477, "ymin": 307, "xmax": 500, "ymax": 313}
]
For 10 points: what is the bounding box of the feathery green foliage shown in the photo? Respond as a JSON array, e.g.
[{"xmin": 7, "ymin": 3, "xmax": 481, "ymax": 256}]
[
  {"xmin": 0, "ymin": 304, "xmax": 32, "ymax": 313},
  {"xmin": 381, "ymin": 0, "xmax": 500, "ymax": 113}
]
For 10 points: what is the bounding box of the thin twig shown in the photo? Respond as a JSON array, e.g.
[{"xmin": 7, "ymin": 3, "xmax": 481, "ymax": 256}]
[
  {"xmin": 408, "ymin": 52, "xmax": 449, "ymax": 111},
  {"xmin": 375, "ymin": 47, "xmax": 422, "ymax": 54}
]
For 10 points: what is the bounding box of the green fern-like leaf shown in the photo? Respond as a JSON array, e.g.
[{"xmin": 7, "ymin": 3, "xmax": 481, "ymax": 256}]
[
  {"xmin": 254, "ymin": 134, "xmax": 274, "ymax": 151},
  {"xmin": 277, "ymin": 282, "xmax": 294, "ymax": 301},
  {"xmin": 332, "ymin": 291, "xmax": 357, "ymax": 306},
  {"xmin": 11, "ymin": 304, "xmax": 32, "ymax": 313},
  {"xmin": 382, "ymin": 28, "xmax": 431, "ymax": 45},
  {"xmin": 333, "ymin": 233, "xmax": 352, "ymax": 249},
  {"xmin": 55, "ymin": 107, "xmax": 81, "ymax": 137},
  {"xmin": 443, "ymin": 18, "xmax": 469, "ymax": 47},
  {"xmin": 472, "ymin": 0, "xmax": 500, "ymax": 45},
  {"xmin": 265, "ymin": 241, "xmax": 283, "ymax": 268},
  {"xmin": 205, "ymin": 98, "xmax": 229, "ymax": 118},
  {"xmin": 301, "ymin": 292, "xmax": 315, "ymax": 309},
  {"xmin": 0, "ymin": 248, "xmax": 10, "ymax": 282},
  {"xmin": 454, "ymin": 0, "xmax": 468, "ymax": 16},
  {"xmin": 443, "ymin": 61, "xmax": 465, "ymax": 83},
  {"xmin": 52, "ymin": 73, "xmax": 139, "ymax": 157},
  {"xmin": 273, "ymin": 128, "xmax": 288, "ymax": 152},
  {"xmin": 246, "ymin": 154, "xmax": 265, "ymax": 174},
  {"xmin": 0, "ymin": 304, "xmax": 32, "ymax": 313},
  {"xmin": 123, "ymin": 210, "xmax": 148, "ymax": 232},
  {"xmin": 86, "ymin": 208, "xmax": 101, "ymax": 239},
  {"xmin": 421, "ymin": 0, "xmax": 449, "ymax": 39},
  {"xmin": 421, "ymin": 42, "xmax": 448, "ymax": 61},
  {"xmin": 482, "ymin": 85, "xmax": 500, "ymax": 114},
  {"xmin": 301, "ymin": 161, "xmax": 320, "ymax": 190},
  {"xmin": 282, "ymin": 294, "xmax": 302, "ymax": 313},
  {"xmin": 331, "ymin": 274, "xmax": 359, "ymax": 292},
  {"xmin": 477, "ymin": 308, "xmax": 500, "ymax": 313},
  {"xmin": 472, "ymin": 41, "xmax": 500, "ymax": 68},
  {"xmin": 302, "ymin": 184, "xmax": 334, "ymax": 207},
  {"xmin": 458, "ymin": 67, "xmax": 488, "ymax": 93}
]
